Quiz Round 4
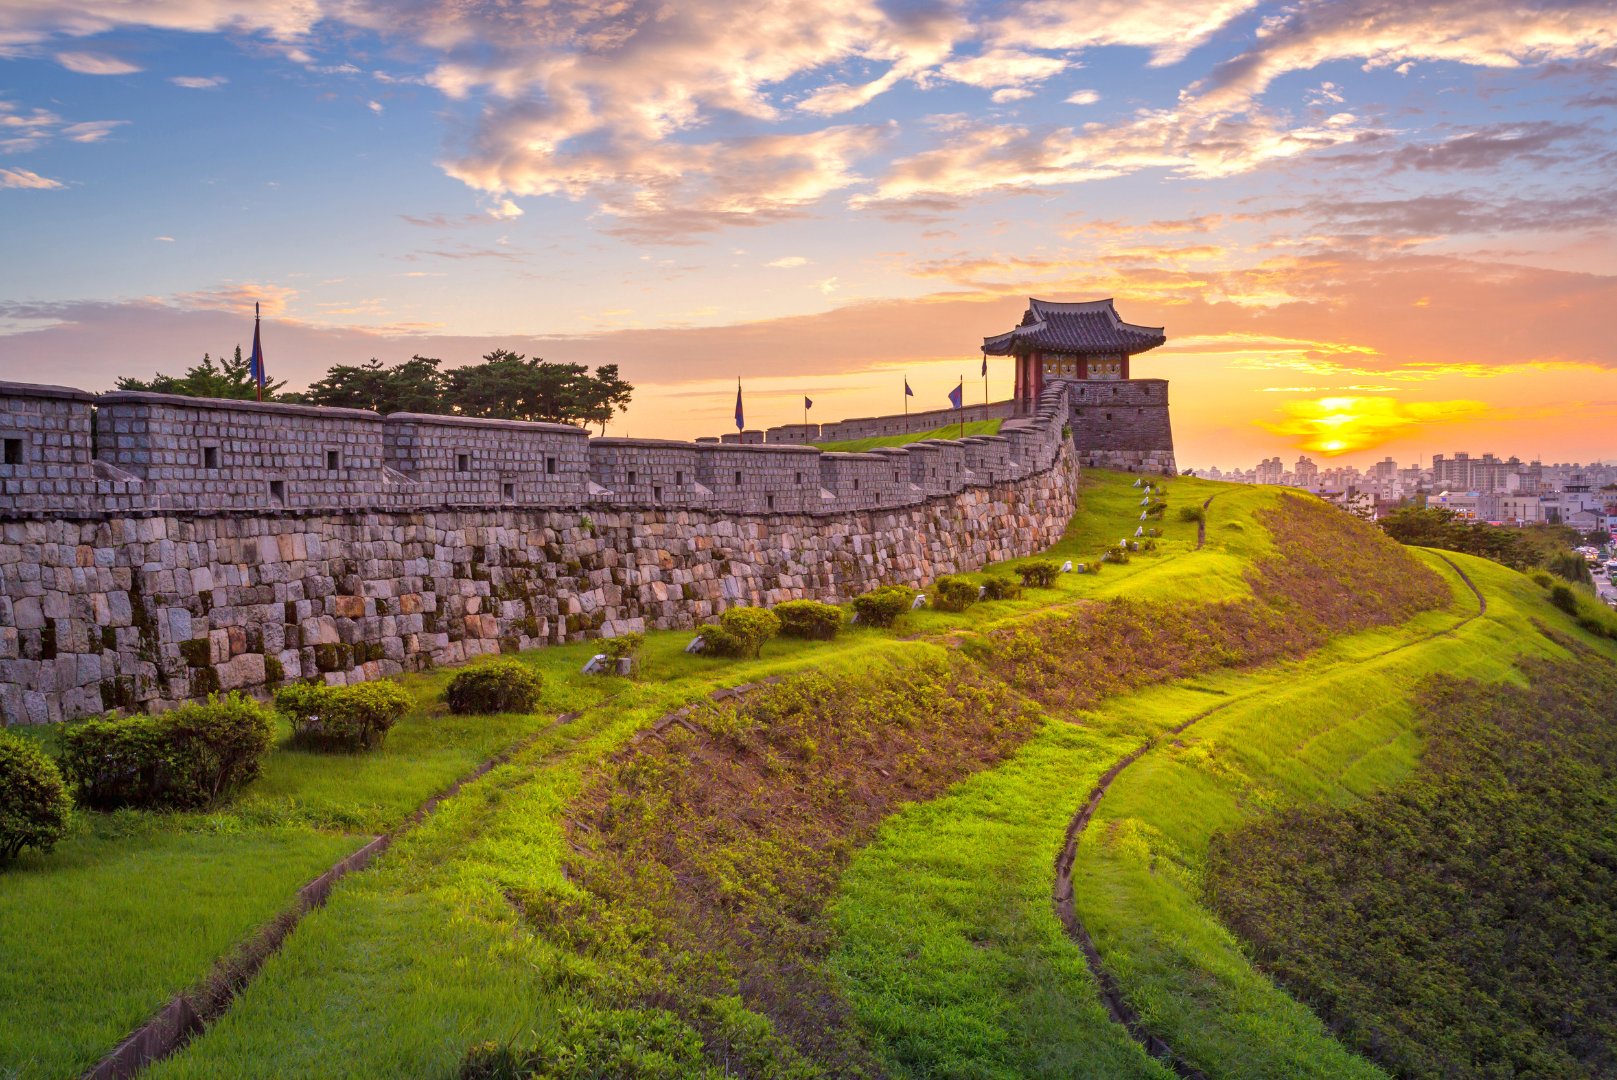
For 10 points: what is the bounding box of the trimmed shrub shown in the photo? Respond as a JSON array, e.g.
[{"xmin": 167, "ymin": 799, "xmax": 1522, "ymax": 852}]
[
  {"xmin": 0, "ymin": 732, "xmax": 73, "ymax": 861},
  {"xmin": 981, "ymin": 573, "xmax": 1023, "ymax": 600},
  {"xmin": 774, "ymin": 600, "xmax": 842, "ymax": 641},
  {"xmin": 703, "ymin": 607, "xmax": 782, "ymax": 659},
  {"xmin": 1548, "ymin": 584, "xmax": 1579, "ymax": 617},
  {"xmin": 604, "ymin": 632, "xmax": 644, "ymax": 661},
  {"xmin": 851, "ymin": 585, "xmax": 912, "ymax": 628},
  {"xmin": 931, "ymin": 575, "xmax": 979, "ymax": 613},
  {"xmin": 60, "ymin": 693, "xmax": 275, "ymax": 810},
  {"xmin": 1015, "ymin": 558, "xmax": 1062, "ymax": 587},
  {"xmin": 444, "ymin": 660, "xmax": 545, "ymax": 715},
  {"xmin": 1531, "ymin": 571, "xmax": 1555, "ymax": 588},
  {"xmin": 1179, "ymin": 505, "xmax": 1205, "ymax": 523},
  {"xmin": 602, "ymin": 632, "xmax": 645, "ymax": 677},
  {"xmin": 276, "ymin": 681, "xmax": 413, "ymax": 750},
  {"xmin": 1102, "ymin": 544, "xmax": 1131, "ymax": 564}
]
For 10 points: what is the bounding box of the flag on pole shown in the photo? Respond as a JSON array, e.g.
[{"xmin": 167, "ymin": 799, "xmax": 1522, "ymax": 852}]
[
  {"xmin": 948, "ymin": 381, "xmax": 964, "ymax": 409},
  {"xmin": 734, "ymin": 378, "xmax": 744, "ymax": 431},
  {"xmin": 981, "ymin": 355, "xmax": 987, "ymax": 377},
  {"xmin": 247, "ymin": 302, "xmax": 267, "ymax": 402},
  {"xmin": 804, "ymin": 396, "xmax": 813, "ymax": 410},
  {"xmin": 904, "ymin": 379, "xmax": 914, "ymax": 398}
]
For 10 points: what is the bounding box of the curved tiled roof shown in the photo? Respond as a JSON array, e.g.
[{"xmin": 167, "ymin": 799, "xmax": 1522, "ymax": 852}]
[{"xmin": 981, "ymin": 298, "xmax": 1165, "ymax": 356}]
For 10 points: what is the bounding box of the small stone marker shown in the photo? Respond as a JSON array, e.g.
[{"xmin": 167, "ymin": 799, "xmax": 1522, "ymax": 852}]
[
  {"xmin": 684, "ymin": 635, "xmax": 706, "ymax": 653},
  {"xmin": 978, "ymin": 585, "xmax": 987, "ymax": 598},
  {"xmin": 911, "ymin": 594, "xmax": 927, "ymax": 610},
  {"xmin": 1060, "ymin": 560, "xmax": 1072, "ymax": 572},
  {"xmin": 581, "ymin": 654, "xmax": 609, "ymax": 674},
  {"xmin": 1134, "ymin": 526, "xmax": 1143, "ymax": 536}
]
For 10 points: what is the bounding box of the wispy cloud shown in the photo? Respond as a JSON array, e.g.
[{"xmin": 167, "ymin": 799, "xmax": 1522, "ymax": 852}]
[
  {"xmin": 169, "ymin": 75, "xmax": 225, "ymax": 89},
  {"xmin": 0, "ymin": 167, "xmax": 62, "ymax": 189},
  {"xmin": 56, "ymin": 51, "xmax": 141, "ymax": 75}
]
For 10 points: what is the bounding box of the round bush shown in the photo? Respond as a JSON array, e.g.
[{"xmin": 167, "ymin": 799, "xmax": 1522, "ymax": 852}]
[
  {"xmin": 444, "ymin": 660, "xmax": 545, "ymax": 715},
  {"xmin": 773, "ymin": 599, "xmax": 843, "ymax": 640},
  {"xmin": 931, "ymin": 575, "xmax": 979, "ymax": 613},
  {"xmin": 276, "ymin": 681, "xmax": 413, "ymax": 750},
  {"xmin": 981, "ymin": 573, "xmax": 1023, "ymax": 600},
  {"xmin": 60, "ymin": 693, "xmax": 275, "ymax": 810},
  {"xmin": 851, "ymin": 585, "xmax": 912, "ymax": 628},
  {"xmin": 0, "ymin": 732, "xmax": 73, "ymax": 862},
  {"xmin": 703, "ymin": 606, "xmax": 782, "ymax": 659},
  {"xmin": 1015, "ymin": 558, "xmax": 1062, "ymax": 587}
]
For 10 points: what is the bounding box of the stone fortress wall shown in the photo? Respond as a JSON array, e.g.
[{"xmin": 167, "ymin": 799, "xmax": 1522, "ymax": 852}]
[
  {"xmin": 767, "ymin": 383, "xmax": 1174, "ymax": 474},
  {"xmin": 0, "ymin": 380, "xmax": 1081, "ymax": 725}
]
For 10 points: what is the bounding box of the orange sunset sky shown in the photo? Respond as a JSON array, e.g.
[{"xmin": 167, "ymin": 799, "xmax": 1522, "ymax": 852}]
[{"xmin": 2, "ymin": 0, "xmax": 1613, "ymax": 470}]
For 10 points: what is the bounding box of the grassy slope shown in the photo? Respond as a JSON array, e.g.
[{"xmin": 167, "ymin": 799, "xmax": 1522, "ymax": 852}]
[
  {"xmin": 146, "ymin": 634, "xmax": 933, "ymax": 1079},
  {"xmin": 37, "ymin": 468, "xmax": 1613, "ymax": 1079},
  {"xmin": 1068, "ymin": 551, "xmax": 1617, "ymax": 1080},
  {"xmin": 142, "ymin": 471, "xmax": 1277, "ymax": 1080},
  {"xmin": 829, "ymin": 477, "xmax": 1617, "ymax": 1080},
  {"xmin": 812, "ymin": 419, "xmax": 1002, "ymax": 453},
  {"xmin": 0, "ymin": 660, "xmax": 610, "ymax": 1080}
]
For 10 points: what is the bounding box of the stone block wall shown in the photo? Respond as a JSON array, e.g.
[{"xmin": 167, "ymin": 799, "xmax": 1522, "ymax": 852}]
[
  {"xmin": 695, "ymin": 444, "xmax": 823, "ymax": 515},
  {"xmin": 813, "ymin": 399, "xmax": 1018, "ymax": 442},
  {"xmin": 96, "ymin": 392, "xmax": 386, "ymax": 511},
  {"xmin": 911, "ymin": 440, "xmax": 972, "ymax": 493},
  {"xmin": 962, "ymin": 436, "xmax": 1011, "ymax": 484},
  {"xmin": 0, "ymin": 383, "xmax": 98, "ymax": 513},
  {"xmin": 0, "ymin": 380, "xmax": 1083, "ymax": 724},
  {"xmin": 0, "ymin": 439, "xmax": 1079, "ymax": 725},
  {"xmin": 383, "ymin": 414, "xmax": 588, "ymax": 507},
  {"xmin": 1066, "ymin": 378, "xmax": 1176, "ymax": 473},
  {"xmin": 587, "ymin": 439, "xmax": 709, "ymax": 508}
]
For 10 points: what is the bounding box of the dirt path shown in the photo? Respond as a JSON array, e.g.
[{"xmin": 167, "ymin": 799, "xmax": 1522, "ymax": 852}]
[{"xmin": 1049, "ymin": 549, "xmax": 1487, "ymax": 1077}]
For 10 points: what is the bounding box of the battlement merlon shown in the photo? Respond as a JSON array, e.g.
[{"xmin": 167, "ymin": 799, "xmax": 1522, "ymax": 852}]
[{"xmin": 0, "ymin": 380, "xmax": 1086, "ymax": 518}]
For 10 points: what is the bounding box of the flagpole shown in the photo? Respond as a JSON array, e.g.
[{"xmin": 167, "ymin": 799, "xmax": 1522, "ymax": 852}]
[
  {"xmin": 255, "ymin": 302, "xmax": 262, "ymax": 403},
  {"xmin": 959, "ymin": 376, "xmax": 964, "ymax": 439},
  {"xmin": 904, "ymin": 377, "xmax": 908, "ymax": 417}
]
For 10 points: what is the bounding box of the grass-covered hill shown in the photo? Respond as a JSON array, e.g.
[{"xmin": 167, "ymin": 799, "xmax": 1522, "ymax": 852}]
[{"xmin": 2, "ymin": 470, "xmax": 1613, "ymax": 1080}]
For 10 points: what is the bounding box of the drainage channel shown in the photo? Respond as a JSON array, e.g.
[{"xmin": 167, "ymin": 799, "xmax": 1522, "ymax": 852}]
[
  {"xmin": 80, "ymin": 719, "xmax": 573, "ymax": 1080},
  {"xmin": 1051, "ymin": 548, "xmax": 1487, "ymax": 1077}
]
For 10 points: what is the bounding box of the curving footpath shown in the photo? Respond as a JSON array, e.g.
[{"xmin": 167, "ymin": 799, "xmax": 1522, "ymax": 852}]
[{"xmin": 1050, "ymin": 549, "xmax": 1487, "ymax": 1077}]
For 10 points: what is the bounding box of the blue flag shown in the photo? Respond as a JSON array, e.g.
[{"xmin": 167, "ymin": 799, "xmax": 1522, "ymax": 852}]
[
  {"xmin": 948, "ymin": 382, "xmax": 964, "ymax": 409},
  {"xmin": 981, "ymin": 354, "xmax": 987, "ymax": 377},
  {"xmin": 734, "ymin": 379, "xmax": 744, "ymax": 430},
  {"xmin": 247, "ymin": 302, "xmax": 267, "ymax": 400},
  {"xmin": 904, "ymin": 379, "xmax": 914, "ymax": 397},
  {"xmin": 804, "ymin": 396, "xmax": 813, "ymax": 410}
]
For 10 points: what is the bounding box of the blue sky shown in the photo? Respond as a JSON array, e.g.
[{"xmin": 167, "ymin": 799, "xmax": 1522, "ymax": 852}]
[{"xmin": 3, "ymin": 0, "xmax": 1615, "ymax": 466}]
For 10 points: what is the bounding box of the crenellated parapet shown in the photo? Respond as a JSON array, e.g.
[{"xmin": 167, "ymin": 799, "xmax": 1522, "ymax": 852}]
[{"xmin": 0, "ymin": 381, "xmax": 1080, "ymax": 520}]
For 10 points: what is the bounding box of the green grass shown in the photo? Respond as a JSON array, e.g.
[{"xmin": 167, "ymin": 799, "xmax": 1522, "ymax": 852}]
[
  {"xmin": 829, "ymin": 719, "xmax": 1171, "ymax": 1079},
  {"xmin": 21, "ymin": 471, "xmax": 1612, "ymax": 1079},
  {"xmin": 897, "ymin": 471, "xmax": 1276, "ymax": 640},
  {"xmin": 0, "ymin": 645, "xmax": 638, "ymax": 1080},
  {"xmin": 145, "ymin": 633, "xmax": 941, "ymax": 1078},
  {"xmin": 812, "ymin": 418, "xmax": 1002, "ymax": 453},
  {"xmin": 829, "ymin": 531, "xmax": 1617, "ymax": 1080},
  {"xmin": 0, "ymin": 825, "xmax": 360, "ymax": 1080},
  {"xmin": 1067, "ymin": 552, "xmax": 1617, "ymax": 1079}
]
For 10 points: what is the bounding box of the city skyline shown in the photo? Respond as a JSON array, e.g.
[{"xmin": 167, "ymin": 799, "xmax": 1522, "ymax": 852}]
[{"xmin": 2, "ymin": 0, "xmax": 1614, "ymax": 465}]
